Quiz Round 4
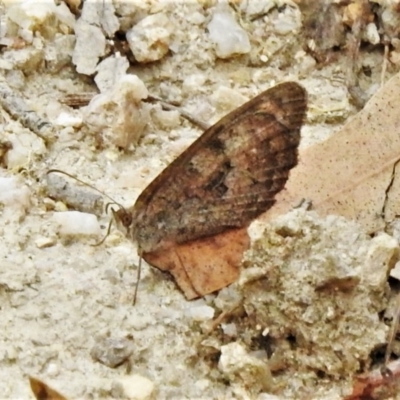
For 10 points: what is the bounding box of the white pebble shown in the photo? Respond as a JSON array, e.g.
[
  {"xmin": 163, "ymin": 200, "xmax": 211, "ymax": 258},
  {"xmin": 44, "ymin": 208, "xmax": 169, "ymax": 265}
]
[
  {"xmin": 55, "ymin": 112, "xmax": 83, "ymax": 127},
  {"xmin": 84, "ymin": 74, "xmax": 149, "ymax": 149},
  {"xmin": 208, "ymin": 8, "xmax": 250, "ymax": 59},
  {"xmin": 35, "ymin": 237, "xmax": 56, "ymax": 249},
  {"xmin": 126, "ymin": 13, "xmax": 173, "ymax": 63},
  {"xmin": 95, "ymin": 55, "xmax": 130, "ymax": 93},
  {"xmin": 73, "ymin": 19, "xmax": 106, "ymax": 75},
  {"xmin": 7, "ymin": 0, "xmax": 55, "ymax": 34},
  {"xmin": 364, "ymin": 23, "xmax": 380, "ymax": 45},
  {"xmin": 272, "ymin": 7, "xmax": 301, "ymax": 35},
  {"xmin": 52, "ymin": 211, "xmax": 101, "ymax": 237},
  {"xmin": 365, "ymin": 233, "xmax": 399, "ymax": 288},
  {"xmin": 113, "ymin": 374, "xmax": 155, "ymax": 400},
  {"xmin": 182, "ymin": 74, "xmax": 207, "ymax": 92},
  {"xmin": 5, "ymin": 132, "xmax": 46, "ymax": 169},
  {"xmin": 185, "ymin": 305, "xmax": 215, "ymax": 321},
  {"xmin": 0, "ymin": 176, "xmax": 30, "ymax": 213},
  {"xmin": 221, "ymin": 323, "xmax": 237, "ymax": 337},
  {"xmin": 46, "ymin": 362, "xmax": 60, "ymax": 377}
]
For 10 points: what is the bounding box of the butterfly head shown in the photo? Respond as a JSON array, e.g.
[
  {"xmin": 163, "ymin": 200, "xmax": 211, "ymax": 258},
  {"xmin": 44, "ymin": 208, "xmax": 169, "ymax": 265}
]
[
  {"xmin": 113, "ymin": 207, "xmax": 134, "ymax": 236},
  {"xmin": 112, "ymin": 206, "xmax": 154, "ymax": 251},
  {"xmin": 113, "ymin": 203, "xmax": 169, "ymax": 253}
]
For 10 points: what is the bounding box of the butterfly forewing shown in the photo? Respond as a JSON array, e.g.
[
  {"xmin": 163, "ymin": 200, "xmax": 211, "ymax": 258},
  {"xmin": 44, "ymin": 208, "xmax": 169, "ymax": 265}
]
[{"xmin": 131, "ymin": 82, "xmax": 307, "ymax": 253}]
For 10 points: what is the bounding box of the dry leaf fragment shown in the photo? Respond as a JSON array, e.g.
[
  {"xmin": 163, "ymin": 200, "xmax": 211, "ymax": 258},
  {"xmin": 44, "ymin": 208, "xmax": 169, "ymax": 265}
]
[
  {"xmin": 265, "ymin": 71, "xmax": 400, "ymax": 234},
  {"xmin": 29, "ymin": 377, "xmax": 68, "ymax": 400},
  {"xmin": 116, "ymin": 82, "xmax": 307, "ymax": 299}
]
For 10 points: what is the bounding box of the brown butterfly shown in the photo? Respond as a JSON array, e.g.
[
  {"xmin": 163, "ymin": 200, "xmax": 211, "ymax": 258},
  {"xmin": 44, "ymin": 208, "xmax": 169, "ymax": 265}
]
[{"xmin": 115, "ymin": 82, "xmax": 307, "ymax": 300}]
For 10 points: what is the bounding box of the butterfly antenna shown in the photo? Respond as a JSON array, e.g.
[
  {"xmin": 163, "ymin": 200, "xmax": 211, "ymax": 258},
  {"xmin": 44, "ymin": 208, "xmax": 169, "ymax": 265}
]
[
  {"xmin": 47, "ymin": 170, "xmax": 131, "ymax": 246},
  {"xmin": 133, "ymin": 250, "xmax": 142, "ymax": 306},
  {"xmin": 93, "ymin": 217, "xmax": 114, "ymax": 247}
]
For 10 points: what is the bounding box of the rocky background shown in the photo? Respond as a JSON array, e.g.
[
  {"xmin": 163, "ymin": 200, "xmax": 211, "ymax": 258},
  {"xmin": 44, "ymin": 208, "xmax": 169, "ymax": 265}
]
[{"xmin": 1, "ymin": 1, "xmax": 400, "ymax": 399}]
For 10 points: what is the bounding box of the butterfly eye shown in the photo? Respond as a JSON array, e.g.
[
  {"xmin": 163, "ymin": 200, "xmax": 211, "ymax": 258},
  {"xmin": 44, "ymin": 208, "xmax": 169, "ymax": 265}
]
[{"xmin": 121, "ymin": 212, "xmax": 133, "ymax": 228}]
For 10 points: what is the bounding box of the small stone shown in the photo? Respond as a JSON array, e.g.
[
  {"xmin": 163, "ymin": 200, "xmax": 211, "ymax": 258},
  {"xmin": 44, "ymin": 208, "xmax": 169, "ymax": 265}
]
[
  {"xmin": 5, "ymin": 69, "xmax": 25, "ymax": 89},
  {"xmin": 390, "ymin": 50, "xmax": 400, "ymax": 66},
  {"xmin": 380, "ymin": 6, "xmax": 400, "ymax": 39},
  {"xmin": 363, "ymin": 23, "xmax": 380, "ymax": 45},
  {"xmin": 126, "ymin": 13, "xmax": 173, "ymax": 63},
  {"xmin": 221, "ymin": 323, "xmax": 237, "ymax": 337},
  {"xmin": 207, "ymin": 7, "xmax": 250, "ymax": 59},
  {"xmin": 218, "ymin": 342, "xmax": 272, "ymax": 392},
  {"xmin": 54, "ymin": 201, "xmax": 68, "ymax": 212},
  {"xmin": 152, "ymin": 107, "xmax": 180, "ymax": 130},
  {"xmin": 4, "ymin": 128, "xmax": 47, "ymax": 170},
  {"xmin": 271, "ymin": 6, "xmax": 301, "ymax": 36},
  {"xmin": 72, "ymin": 19, "xmax": 106, "ymax": 75},
  {"xmin": 44, "ymin": 34, "xmax": 75, "ymax": 73},
  {"xmin": 182, "ymin": 74, "xmax": 207, "ymax": 92},
  {"xmin": 6, "ymin": 0, "xmax": 69, "ymax": 41},
  {"xmin": 94, "ymin": 55, "xmax": 130, "ymax": 93},
  {"xmin": 185, "ymin": 304, "xmax": 215, "ymax": 321},
  {"xmin": 242, "ymin": 1, "xmax": 274, "ymax": 19},
  {"xmin": 35, "ymin": 237, "xmax": 56, "ymax": 249},
  {"xmin": 112, "ymin": 374, "xmax": 155, "ymax": 400},
  {"xmin": 364, "ymin": 232, "xmax": 399, "ymax": 288},
  {"xmin": 91, "ymin": 336, "xmax": 133, "ymax": 368},
  {"xmin": 2, "ymin": 48, "xmax": 44, "ymax": 74},
  {"xmin": 0, "ymin": 176, "xmax": 30, "ymax": 213},
  {"xmin": 194, "ymin": 379, "xmax": 210, "ymax": 391},
  {"xmin": 55, "ymin": 112, "xmax": 82, "ymax": 127},
  {"xmin": 46, "ymin": 362, "xmax": 60, "ymax": 377},
  {"xmin": 52, "ymin": 211, "xmax": 101, "ymax": 237},
  {"xmin": 84, "ymin": 74, "xmax": 149, "ymax": 149},
  {"xmin": 80, "ymin": 0, "xmax": 119, "ymax": 37}
]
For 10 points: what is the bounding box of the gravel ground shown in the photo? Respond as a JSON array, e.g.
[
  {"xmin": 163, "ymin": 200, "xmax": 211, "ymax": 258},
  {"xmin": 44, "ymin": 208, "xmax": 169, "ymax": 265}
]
[{"xmin": 0, "ymin": 1, "xmax": 400, "ymax": 399}]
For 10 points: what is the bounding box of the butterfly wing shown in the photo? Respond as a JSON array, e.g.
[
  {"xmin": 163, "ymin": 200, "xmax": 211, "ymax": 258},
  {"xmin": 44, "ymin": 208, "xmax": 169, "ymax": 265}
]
[{"xmin": 133, "ymin": 82, "xmax": 307, "ymax": 253}]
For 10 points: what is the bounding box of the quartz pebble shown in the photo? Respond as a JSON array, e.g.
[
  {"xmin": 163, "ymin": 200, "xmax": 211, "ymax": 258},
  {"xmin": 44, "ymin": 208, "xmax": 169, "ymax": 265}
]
[
  {"xmin": 126, "ymin": 13, "xmax": 173, "ymax": 63},
  {"xmin": 185, "ymin": 305, "xmax": 215, "ymax": 321},
  {"xmin": 95, "ymin": 55, "xmax": 130, "ymax": 93},
  {"xmin": 52, "ymin": 211, "xmax": 101, "ymax": 237},
  {"xmin": 72, "ymin": 20, "xmax": 105, "ymax": 75},
  {"xmin": 112, "ymin": 374, "xmax": 155, "ymax": 400},
  {"xmin": 207, "ymin": 8, "xmax": 250, "ymax": 59},
  {"xmin": 84, "ymin": 74, "xmax": 149, "ymax": 149},
  {"xmin": 0, "ymin": 176, "xmax": 30, "ymax": 214}
]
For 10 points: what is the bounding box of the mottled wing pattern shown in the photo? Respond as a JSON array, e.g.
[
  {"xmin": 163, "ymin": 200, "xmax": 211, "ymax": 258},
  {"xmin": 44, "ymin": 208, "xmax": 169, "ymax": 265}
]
[{"xmin": 132, "ymin": 82, "xmax": 307, "ymax": 252}]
